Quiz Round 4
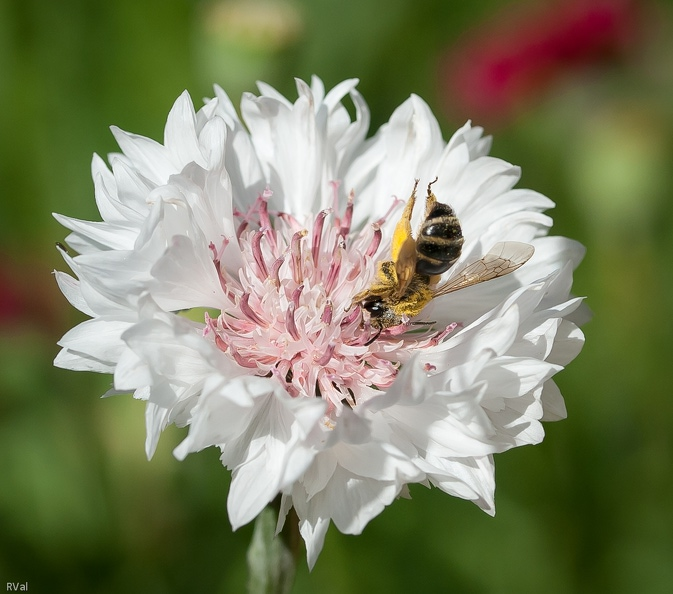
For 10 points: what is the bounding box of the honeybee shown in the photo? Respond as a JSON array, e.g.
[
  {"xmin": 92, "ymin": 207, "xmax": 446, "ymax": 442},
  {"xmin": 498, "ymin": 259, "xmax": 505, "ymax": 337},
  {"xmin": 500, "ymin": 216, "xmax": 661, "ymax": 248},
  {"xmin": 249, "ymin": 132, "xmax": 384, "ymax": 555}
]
[{"xmin": 352, "ymin": 179, "xmax": 534, "ymax": 330}]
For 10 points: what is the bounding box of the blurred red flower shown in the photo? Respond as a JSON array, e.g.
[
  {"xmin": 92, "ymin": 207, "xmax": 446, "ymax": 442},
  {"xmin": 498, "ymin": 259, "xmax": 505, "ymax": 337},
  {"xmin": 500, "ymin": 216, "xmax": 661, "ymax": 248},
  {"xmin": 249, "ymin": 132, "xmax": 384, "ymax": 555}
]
[
  {"xmin": 441, "ymin": 0, "xmax": 642, "ymax": 125},
  {"xmin": 0, "ymin": 261, "xmax": 24, "ymax": 324},
  {"xmin": 0, "ymin": 256, "xmax": 62, "ymax": 332}
]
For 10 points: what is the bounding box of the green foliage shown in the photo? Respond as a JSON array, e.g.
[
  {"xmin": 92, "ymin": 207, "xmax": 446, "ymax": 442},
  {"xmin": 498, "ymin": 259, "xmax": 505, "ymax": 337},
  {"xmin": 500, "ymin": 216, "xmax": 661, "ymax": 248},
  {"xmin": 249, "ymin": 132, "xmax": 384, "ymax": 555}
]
[{"xmin": 2, "ymin": 0, "xmax": 673, "ymax": 592}]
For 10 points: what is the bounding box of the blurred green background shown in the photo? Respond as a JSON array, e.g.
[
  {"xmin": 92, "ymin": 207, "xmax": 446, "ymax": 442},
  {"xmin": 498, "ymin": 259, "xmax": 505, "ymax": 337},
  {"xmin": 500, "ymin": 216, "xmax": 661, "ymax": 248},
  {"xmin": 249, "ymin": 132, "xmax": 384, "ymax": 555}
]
[{"xmin": 2, "ymin": 0, "xmax": 673, "ymax": 592}]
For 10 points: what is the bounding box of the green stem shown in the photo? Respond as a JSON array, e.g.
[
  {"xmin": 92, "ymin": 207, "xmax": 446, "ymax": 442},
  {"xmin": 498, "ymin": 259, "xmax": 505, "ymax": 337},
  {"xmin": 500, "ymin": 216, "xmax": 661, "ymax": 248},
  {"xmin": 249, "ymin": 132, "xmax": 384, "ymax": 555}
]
[{"xmin": 246, "ymin": 501, "xmax": 300, "ymax": 594}]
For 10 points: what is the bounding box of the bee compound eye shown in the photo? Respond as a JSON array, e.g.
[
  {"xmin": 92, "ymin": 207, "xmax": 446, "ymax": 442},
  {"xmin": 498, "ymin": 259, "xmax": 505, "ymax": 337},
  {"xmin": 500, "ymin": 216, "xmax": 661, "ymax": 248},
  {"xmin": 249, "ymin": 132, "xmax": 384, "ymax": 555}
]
[{"xmin": 363, "ymin": 299, "xmax": 384, "ymax": 317}]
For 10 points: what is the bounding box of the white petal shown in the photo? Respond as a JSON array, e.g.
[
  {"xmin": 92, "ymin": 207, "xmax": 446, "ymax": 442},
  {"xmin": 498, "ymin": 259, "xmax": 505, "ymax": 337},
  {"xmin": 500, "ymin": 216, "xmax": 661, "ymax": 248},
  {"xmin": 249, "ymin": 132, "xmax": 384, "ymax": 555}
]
[
  {"xmin": 120, "ymin": 316, "xmax": 222, "ymax": 386},
  {"xmin": 430, "ymin": 301, "xmax": 523, "ymax": 387},
  {"xmin": 163, "ymin": 90, "xmax": 207, "ymax": 169},
  {"xmin": 385, "ymin": 382, "xmax": 498, "ymax": 457},
  {"xmin": 91, "ymin": 153, "xmax": 141, "ymax": 224},
  {"xmin": 294, "ymin": 489, "xmax": 331, "ymax": 570},
  {"xmin": 53, "ymin": 271, "xmax": 94, "ymax": 316},
  {"xmin": 481, "ymin": 357, "xmax": 560, "ymax": 402},
  {"xmin": 197, "ymin": 115, "xmax": 227, "ymax": 171},
  {"xmin": 75, "ymin": 249, "xmax": 151, "ymax": 307},
  {"xmin": 110, "ymin": 155, "xmax": 155, "ymax": 212},
  {"xmin": 540, "ymin": 380, "xmax": 568, "ymax": 421},
  {"xmin": 54, "ymin": 347, "xmax": 115, "ymax": 373},
  {"xmin": 226, "ymin": 392, "xmax": 325, "ymax": 528},
  {"xmin": 114, "ymin": 345, "xmax": 153, "ymax": 390},
  {"xmin": 548, "ymin": 320, "xmax": 585, "ymax": 366},
  {"xmin": 447, "ymin": 156, "xmax": 521, "ymax": 216},
  {"xmin": 242, "ymin": 83, "xmax": 327, "ymax": 216},
  {"xmin": 145, "ymin": 401, "xmax": 170, "ymax": 459},
  {"xmin": 301, "ymin": 449, "xmax": 338, "ymax": 500},
  {"xmin": 173, "ymin": 376, "xmax": 270, "ymax": 460},
  {"xmin": 53, "ymin": 213, "xmax": 137, "ymax": 252},
  {"xmin": 56, "ymin": 317, "xmax": 133, "ymax": 372},
  {"xmin": 520, "ymin": 236, "xmax": 586, "ymax": 285},
  {"xmin": 373, "ymin": 95, "xmax": 444, "ymax": 200},
  {"xmin": 305, "ymin": 465, "xmax": 403, "ymax": 535},
  {"xmin": 418, "ymin": 453, "xmax": 495, "ymax": 514},
  {"xmin": 150, "ymin": 234, "xmax": 227, "ymax": 310},
  {"xmin": 111, "ymin": 126, "xmax": 173, "ymax": 185}
]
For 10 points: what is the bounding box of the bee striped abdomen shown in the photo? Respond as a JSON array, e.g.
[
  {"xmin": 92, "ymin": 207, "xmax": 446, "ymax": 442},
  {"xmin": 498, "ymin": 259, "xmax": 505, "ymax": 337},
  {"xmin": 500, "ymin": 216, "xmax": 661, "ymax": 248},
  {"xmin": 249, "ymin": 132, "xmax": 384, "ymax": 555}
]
[{"xmin": 415, "ymin": 203, "xmax": 464, "ymax": 275}]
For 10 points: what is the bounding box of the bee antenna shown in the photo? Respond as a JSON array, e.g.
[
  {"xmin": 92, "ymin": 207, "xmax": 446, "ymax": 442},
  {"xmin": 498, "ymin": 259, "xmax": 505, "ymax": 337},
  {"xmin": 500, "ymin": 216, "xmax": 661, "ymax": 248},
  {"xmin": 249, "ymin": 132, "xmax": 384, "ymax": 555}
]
[{"xmin": 427, "ymin": 177, "xmax": 439, "ymax": 194}]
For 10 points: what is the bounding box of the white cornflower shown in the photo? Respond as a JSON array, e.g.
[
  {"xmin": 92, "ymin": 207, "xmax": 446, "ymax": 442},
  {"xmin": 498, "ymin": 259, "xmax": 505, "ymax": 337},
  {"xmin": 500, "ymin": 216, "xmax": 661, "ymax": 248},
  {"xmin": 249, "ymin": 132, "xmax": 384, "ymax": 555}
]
[{"xmin": 54, "ymin": 77, "xmax": 585, "ymax": 567}]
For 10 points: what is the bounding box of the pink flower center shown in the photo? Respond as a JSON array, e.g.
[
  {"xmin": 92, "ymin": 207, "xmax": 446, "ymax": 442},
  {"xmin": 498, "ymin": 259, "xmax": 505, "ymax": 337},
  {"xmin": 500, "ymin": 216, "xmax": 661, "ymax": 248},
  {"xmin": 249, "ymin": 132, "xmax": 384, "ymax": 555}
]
[{"xmin": 205, "ymin": 187, "xmax": 451, "ymax": 416}]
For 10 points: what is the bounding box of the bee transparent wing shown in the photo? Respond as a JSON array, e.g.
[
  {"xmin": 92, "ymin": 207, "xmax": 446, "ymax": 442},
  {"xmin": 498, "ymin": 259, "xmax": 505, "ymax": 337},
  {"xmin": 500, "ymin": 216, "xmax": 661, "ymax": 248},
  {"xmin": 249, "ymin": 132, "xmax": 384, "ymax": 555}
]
[{"xmin": 431, "ymin": 242, "xmax": 534, "ymax": 298}]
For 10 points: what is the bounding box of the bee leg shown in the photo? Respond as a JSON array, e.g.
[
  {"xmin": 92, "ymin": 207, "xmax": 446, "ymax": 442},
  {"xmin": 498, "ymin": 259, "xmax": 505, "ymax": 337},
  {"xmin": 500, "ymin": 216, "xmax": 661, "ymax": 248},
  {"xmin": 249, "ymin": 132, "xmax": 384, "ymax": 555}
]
[
  {"xmin": 364, "ymin": 327, "xmax": 382, "ymax": 346},
  {"xmin": 423, "ymin": 176, "xmax": 439, "ymax": 221}
]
